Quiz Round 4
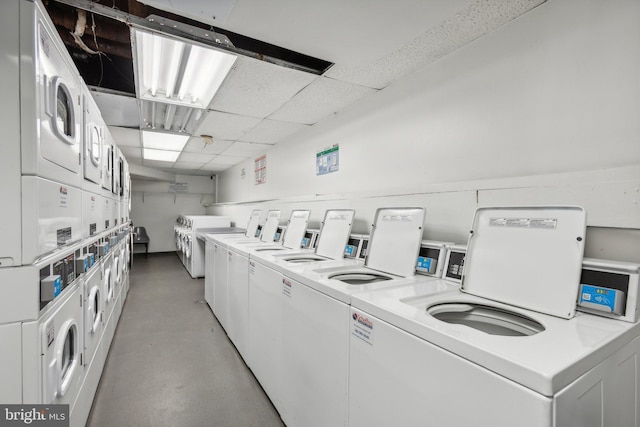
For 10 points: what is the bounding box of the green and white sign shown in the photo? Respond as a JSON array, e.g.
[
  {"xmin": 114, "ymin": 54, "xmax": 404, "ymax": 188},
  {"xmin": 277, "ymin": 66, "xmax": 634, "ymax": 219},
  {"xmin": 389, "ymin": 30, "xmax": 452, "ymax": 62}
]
[{"xmin": 316, "ymin": 144, "xmax": 339, "ymax": 175}]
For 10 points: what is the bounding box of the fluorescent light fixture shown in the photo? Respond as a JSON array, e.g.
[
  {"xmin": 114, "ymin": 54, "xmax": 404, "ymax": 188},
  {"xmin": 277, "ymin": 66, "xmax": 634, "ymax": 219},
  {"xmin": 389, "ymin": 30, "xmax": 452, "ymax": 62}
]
[
  {"xmin": 133, "ymin": 29, "xmax": 237, "ymax": 109},
  {"xmin": 143, "ymin": 148, "xmax": 181, "ymax": 162},
  {"xmin": 142, "ymin": 130, "xmax": 189, "ymax": 151},
  {"xmin": 141, "ymin": 100, "xmax": 205, "ymax": 134}
]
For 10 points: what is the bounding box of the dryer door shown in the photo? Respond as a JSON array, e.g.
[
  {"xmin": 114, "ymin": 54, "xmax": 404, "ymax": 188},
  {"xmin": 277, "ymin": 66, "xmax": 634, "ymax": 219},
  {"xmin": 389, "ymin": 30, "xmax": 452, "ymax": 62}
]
[
  {"xmin": 35, "ymin": 22, "xmax": 82, "ymax": 180},
  {"xmin": 101, "ymin": 140, "xmax": 113, "ymax": 192},
  {"xmin": 53, "ymin": 319, "xmax": 80, "ymax": 398},
  {"xmin": 83, "ymin": 95, "xmax": 102, "ymax": 185}
]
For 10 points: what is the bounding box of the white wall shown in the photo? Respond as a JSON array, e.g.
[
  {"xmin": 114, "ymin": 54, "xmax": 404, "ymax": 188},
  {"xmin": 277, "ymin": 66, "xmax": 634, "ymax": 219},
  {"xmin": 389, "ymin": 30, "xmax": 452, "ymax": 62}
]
[
  {"xmin": 211, "ymin": 0, "xmax": 640, "ymax": 263},
  {"xmin": 131, "ymin": 175, "xmax": 216, "ymax": 253}
]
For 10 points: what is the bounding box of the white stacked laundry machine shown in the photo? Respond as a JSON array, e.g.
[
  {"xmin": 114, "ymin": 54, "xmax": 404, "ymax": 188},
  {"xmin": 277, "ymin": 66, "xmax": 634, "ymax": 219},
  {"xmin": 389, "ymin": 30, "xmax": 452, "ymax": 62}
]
[
  {"xmin": 0, "ymin": 1, "xmax": 132, "ymax": 426},
  {"xmin": 174, "ymin": 214, "xmax": 231, "ymax": 278}
]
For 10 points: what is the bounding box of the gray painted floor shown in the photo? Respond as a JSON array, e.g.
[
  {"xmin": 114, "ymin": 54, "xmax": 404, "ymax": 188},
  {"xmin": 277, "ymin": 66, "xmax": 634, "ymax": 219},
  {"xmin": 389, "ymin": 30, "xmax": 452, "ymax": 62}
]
[{"xmin": 86, "ymin": 253, "xmax": 284, "ymax": 427}]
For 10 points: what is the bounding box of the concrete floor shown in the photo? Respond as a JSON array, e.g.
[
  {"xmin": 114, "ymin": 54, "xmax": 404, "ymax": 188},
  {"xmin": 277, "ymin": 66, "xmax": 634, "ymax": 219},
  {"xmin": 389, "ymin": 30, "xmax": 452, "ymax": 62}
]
[{"xmin": 86, "ymin": 253, "xmax": 284, "ymax": 427}]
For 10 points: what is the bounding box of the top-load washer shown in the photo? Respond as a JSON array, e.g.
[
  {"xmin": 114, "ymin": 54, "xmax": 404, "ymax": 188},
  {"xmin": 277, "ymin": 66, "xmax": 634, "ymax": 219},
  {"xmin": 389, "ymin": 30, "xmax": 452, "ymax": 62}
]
[
  {"xmin": 348, "ymin": 206, "xmax": 640, "ymax": 427},
  {"xmin": 262, "ymin": 209, "xmax": 356, "ymax": 269},
  {"xmin": 247, "ymin": 207, "xmax": 428, "ymax": 426},
  {"xmin": 203, "ymin": 210, "xmax": 263, "ymax": 310},
  {"xmin": 220, "ymin": 210, "xmax": 311, "ymax": 360}
]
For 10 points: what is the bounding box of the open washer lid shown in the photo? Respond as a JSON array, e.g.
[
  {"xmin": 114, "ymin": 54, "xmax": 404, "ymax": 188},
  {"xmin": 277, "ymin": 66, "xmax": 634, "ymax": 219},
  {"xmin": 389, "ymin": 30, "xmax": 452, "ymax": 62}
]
[
  {"xmin": 281, "ymin": 210, "xmax": 311, "ymax": 249},
  {"xmin": 461, "ymin": 206, "xmax": 586, "ymax": 319},
  {"xmin": 259, "ymin": 210, "xmax": 282, "ymax": 242},
  {"xmin": 365, "ymin": 207, "xmax": 425, "ymax": 277},
  {"xmin": 244, "ymin": 210, "xmax": 263, "ymax": 238},
  {"xmin": 315, "ymin": 209, "xmax": 355, "ymax": 260}
]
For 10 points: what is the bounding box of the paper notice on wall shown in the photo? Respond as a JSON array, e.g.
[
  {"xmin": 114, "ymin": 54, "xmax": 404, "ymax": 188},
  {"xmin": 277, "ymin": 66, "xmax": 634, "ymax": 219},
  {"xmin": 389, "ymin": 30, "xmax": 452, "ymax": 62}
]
[
  {"xmin": 316, "ymin": 144, "xmax": 339, "ymax": 175},
  {"xmin": 255, "ymin": 155, "xmax": 267, "ymax": 185},
  {"xmin": 169, "ymin": 182, "xmax": 188, "ymax": 193}
]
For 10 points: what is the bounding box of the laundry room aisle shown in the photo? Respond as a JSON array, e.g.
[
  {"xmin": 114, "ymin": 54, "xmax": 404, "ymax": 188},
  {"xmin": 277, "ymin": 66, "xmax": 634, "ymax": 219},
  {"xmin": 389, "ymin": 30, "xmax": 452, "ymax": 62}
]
[{"xmin": 87, "ymin": 253, "xmax": 284, "ymax": 427}]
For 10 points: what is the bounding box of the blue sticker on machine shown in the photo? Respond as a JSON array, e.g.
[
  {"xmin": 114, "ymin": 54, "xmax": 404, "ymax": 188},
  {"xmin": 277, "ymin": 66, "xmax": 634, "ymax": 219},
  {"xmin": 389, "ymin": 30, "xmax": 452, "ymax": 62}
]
[
  {"xmin": 579, "ymin": 284, "xmax": 624, "ymax": 314},
  {"xmin": 53, "ymin": 276, "xmax": 62, "ymax": 297}
]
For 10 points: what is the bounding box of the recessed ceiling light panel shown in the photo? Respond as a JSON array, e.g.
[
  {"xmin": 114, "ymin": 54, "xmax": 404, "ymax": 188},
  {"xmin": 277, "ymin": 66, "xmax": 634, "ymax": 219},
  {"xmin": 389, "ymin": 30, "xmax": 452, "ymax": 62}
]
[{"xmin": 143, "ymin": 148, "xmax": 181, "ymax": 162}]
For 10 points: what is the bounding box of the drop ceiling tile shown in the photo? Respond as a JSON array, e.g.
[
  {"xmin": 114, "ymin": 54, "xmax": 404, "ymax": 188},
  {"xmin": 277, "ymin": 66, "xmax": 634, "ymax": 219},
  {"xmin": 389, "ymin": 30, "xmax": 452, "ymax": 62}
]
[
  {"xmin": 209, "ymin": 56, "xmax": 318, "ymax": 118},
  {"xmin": 240, "ymin": 119, "xmax": 309, "ymax": 145},
  {"xmin": 222, "ymin": 142, "xmax": 271, "ymax": 157},
  {"xmin": 177, "ymin": 152, "xmax": 216, "ymax": 163},
  {"xmin": 195, "ymin": 111, "xmax": 262, "ymax": 140},
  {"xmin": 119, "ymin": 146, "xmax": 142, "ymax": 159},
  {"xmin": 200, "ymin": 163, "xmax": 233, "ymax": 172},
  {"xmin": 269, "ymin": 77, "xmax": 377, "ymax": 125},
  {"xmin": 91, "ymin": 91, "xmax": 140, "ymax": 127},
  {"xmin": 173, "ymin": 161, "xmax": 207, "ymax": 170},
  {"xmin": 208, "ymin": 154, "xmax": 248, "ymax": 166},
  {"xmin": 143, "ymin": 159, "xmax": 176, "ymax": 168},
  {"xmin": 183, "ymin": 137, "xmax": 234, "ymax": 155},
  {"xmin": 324, "ymin": 0, "xmax": 546, "ymax": 89},
  {"xmin": 108, "ymin": 127, "xmax": 141, "ymax": 147}
]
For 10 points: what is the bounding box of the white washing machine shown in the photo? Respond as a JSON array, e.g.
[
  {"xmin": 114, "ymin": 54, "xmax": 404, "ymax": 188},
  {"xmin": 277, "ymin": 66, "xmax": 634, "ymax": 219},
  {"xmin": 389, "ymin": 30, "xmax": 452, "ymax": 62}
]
[
  {"xmin": 199, "ymin": 228, "xmax": 245, "ymax": 308},
  {"xmin": 203, "ymin": 210, "xmax": 266, "ymax": 322},
  {"xmin": 247, "ymin": 207, "xmax": 426, "ymax": 426},
  {"xmin": 259, "ymin": 210, "xmax": 355, "ymax": 269},
  {"xmin": 0, "ymin": 242, "xmax": 88, "ymax": 404},
  {"xmin": 348, "ymin": 206, "xmax": 640, "ymax": 427},
  {"xmin": 22, "ymin": 284, "xmax": 84, "ymax": 418},
  {"xmin": 18, "ymin": 242, "xmax": 87, "ymax": 424},
  {"xmin": 82, "ymin": 87, "xmax": 103, "ymax": 193},
  {"xmin": 178, "ymin": 215, "xmax": 231, "ymax": 278},
  {"xmin": 221, "ymin": 210, "xmax": 310, "ymax": 366}
]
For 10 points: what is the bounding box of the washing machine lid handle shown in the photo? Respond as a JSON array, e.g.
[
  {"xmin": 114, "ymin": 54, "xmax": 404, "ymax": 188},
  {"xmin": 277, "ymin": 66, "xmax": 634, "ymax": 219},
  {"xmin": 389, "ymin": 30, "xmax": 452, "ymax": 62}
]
[{"xmin": 461, "ymin": 206, "xmax": 586, "ymax": 319}]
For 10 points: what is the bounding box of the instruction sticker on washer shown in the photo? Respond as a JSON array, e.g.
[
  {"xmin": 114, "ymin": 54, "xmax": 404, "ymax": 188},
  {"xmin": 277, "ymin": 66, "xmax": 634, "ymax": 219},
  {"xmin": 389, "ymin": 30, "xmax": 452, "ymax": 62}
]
[
  {"xmin": 46, "ymin": 321, "xmax": 55, "ymax": 347},
  {"xmin": 382, "ymin": 214, "xmax": 414, "ymax": 222},
  {"xmin": 59, "ymin": 186, "xmax": 68, "ymax": 207},
  {"xmin": 489, "ymin": 217, "xmax": 557, "ymax": 229},
  {"xmin": 282, "ymin": 278, "xmax": 292, "ymax": 298},
  {"xmin": 351, "ymin": 312, "xmax": 374, "ymax": 345}
]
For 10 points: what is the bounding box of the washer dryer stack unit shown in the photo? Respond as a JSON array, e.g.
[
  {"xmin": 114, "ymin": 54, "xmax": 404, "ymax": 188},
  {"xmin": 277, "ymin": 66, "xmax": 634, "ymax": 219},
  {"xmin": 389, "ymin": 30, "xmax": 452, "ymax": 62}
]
[
  {"xmin": 177, "ymin": 215, "xmax": 231, "ymax": 278},
  {"xmin": 348, "ymin": 206, "xmax": 640, "ymax": 427},
  {"xmin": 0, "ymin": 1, "xmax": 132, "ymax": 425},
  {"xmin": 0, "ymin": 243, "xmax": 85, "ymax": 419}
]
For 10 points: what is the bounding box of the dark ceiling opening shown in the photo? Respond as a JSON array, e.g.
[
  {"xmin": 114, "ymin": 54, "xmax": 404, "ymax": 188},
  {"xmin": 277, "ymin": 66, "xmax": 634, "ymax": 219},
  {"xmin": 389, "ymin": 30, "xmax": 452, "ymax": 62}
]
[{"xmin": 44, "ymin": 0, "xmax": 333, "ymax": 94}]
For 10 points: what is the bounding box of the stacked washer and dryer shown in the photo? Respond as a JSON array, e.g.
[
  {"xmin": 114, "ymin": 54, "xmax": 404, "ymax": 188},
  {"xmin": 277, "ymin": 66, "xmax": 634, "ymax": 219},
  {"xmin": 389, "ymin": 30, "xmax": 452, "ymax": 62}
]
[
  {"xmin": 174, "ymin": 214, "xmax": 231, "ymax": 278},
  {"xmin": 0, "ymin": 1, "xmax": 132, "ymax": 426}
]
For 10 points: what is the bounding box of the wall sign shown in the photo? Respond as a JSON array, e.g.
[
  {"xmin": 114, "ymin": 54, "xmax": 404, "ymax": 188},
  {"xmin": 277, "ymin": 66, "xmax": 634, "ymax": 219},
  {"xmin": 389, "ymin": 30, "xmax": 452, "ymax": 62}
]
[
  {"xmin": 169, "ymin": 182, "xmax": 188, "ymax": 193},
  {"xmin": 255, "ymin": 155, "xmax": 267, "ymax": 185},
  {"xmin": 316, "ymin": 144, "xmax": 339, "ymax": 175}
]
